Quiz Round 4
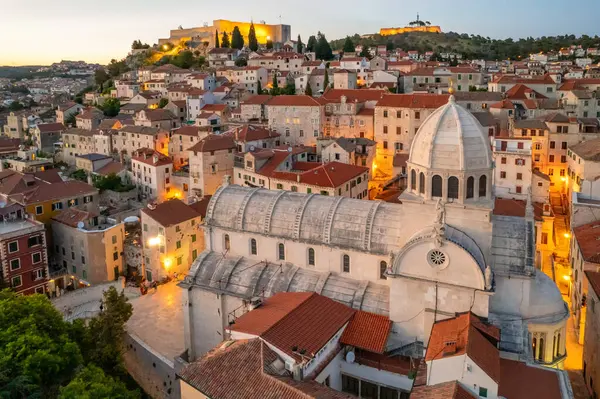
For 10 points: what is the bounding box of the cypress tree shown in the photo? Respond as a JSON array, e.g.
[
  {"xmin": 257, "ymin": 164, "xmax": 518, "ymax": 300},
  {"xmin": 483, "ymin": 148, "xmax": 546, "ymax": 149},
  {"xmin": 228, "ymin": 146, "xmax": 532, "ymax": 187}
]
[
  {"xmin": 215, "ymin": 30, "xmax": 220, "ymax": 48},
  {"xmin": 323, "ymin": 68, "xmax": 329, "ymax": 89},
  {"xmin": 221, "ymin": 31, "xmax": 230, "ymax": 48},
  {"xmin": 305, "ymin": 84, "xmax": 313, "ymax": 96},
  {"xmin": 266, "ymin": 39, "xmax": 273, "ymax": 50},
  {"xmin": 248, "ymin": 22, "xmax": 258, "ymax": 52},
  {"xmin": 306, "ymin": 35, "xmax": 317, "ymax": 52},
  {"xmin": 343, "ymin": 36, "xmax": 355, "ymax": 53},
  {"xmin": 257, "ymin": 79, "xmax": 262, "ymax": 95},
  {"xmin": 297, "ymin": 35, "xmax": 304, "ymax": 53},
  {"xmin": 231, "ymin": 26, "xmax": 244, "ymax": 49}
]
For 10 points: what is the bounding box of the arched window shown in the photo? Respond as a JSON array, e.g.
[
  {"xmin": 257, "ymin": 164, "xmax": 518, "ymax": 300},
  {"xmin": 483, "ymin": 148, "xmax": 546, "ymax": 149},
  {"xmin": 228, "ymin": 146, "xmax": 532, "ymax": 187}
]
[
  {"xmin": 278, "ymin": 243, "xmax": 285, "ymax": 260},
  {"xmin": 535, "ymin": 143, "xmax": 542, "ymax": 150},
  {"xmin": 224, "ymin": 234, "xmax": 230, "ymax": 250},
  {"xmin": 419, "ymin": 172, "xmax": 425, "ymax": 194},
  {"xmin": 410, "ymin": 170, "xmax": 416, "ymax": 190},
  {"xmin": 432, "ymin": 175, "xmax": 442, "ymax": 197},
  {"xmin": 342, "ymin": 254, "xmax": 350, "ymax": 273},
  {"xmin": 380, "ymin": 261, "xmax": 387, "ymax": 280},
  {"xmin": 250, "ymin": 238, "xmax": 257, "ymax": 255},
  {"xmin": 556, "ymin": 333, "xmax": 561, "ymax": 357},
  {"xmin": 479, "ymin": 175, "xmax": 487, "ymax": 198},
  {"xmin": 308, "ymin": 248, "xmax": 315, "ymax": 266},
  {"xmin": 466, "ymin": 176, "xmax": 474, "ymax": 199},
  {"xmin": 538, "ymin": 338, "xmax": 544, "ymax": 361},
  {"xmin": 532, "ymin": 337, "xmax": 537, "ymax": 358},
  {"xmin": 553, "ymin": 335, "xmax": 557, "ymax": 360},
  {"xmin": 448, "ymin": 176, "xmax": 459, "ymax": 199}
]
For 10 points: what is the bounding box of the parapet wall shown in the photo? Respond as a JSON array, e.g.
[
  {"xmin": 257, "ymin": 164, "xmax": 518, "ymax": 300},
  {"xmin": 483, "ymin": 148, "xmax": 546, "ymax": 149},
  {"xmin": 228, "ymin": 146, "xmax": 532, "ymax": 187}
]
[{"xmin": 380, "ymin": 26, "xmax": 442, "ymax": 35}]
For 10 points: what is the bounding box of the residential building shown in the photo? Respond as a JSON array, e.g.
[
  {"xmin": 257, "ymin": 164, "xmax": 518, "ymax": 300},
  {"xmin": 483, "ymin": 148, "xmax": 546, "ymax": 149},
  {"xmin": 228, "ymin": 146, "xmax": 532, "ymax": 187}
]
[
  {"xmin": 186, "ymin": 73, "xmax": 216, "ymax": 91},
  {"xmin": 492, "ymin": 137, "xmax": 533, "ymax": 200},
  {"xmin": 75, "ymin": 107, "xmax": 104, "ymax": 130},
  {"xmin": 130, "ymin": 92, "xmax": 161, "ymax": 108},
  {"xmin": 112, "ymin": 125, "xmax": 170, "ymax": 162},
  {"xmin": 568, "ymin": 138, "xmax": 600, "ymax": 202},
  {"xmin": 141, "ymin": 199, "xmax": 204, "ymax": 282},
  {"xmin": 333, "ymin": 69, "xmax": 358, "ymax": 89},
  {"xmin": 51, "ymin": 208, "xmax": 125, "ymax": 286},
  {"xmin": 3, "ymin": 112, "xmax": 24, "ymax": 139},
  {"xmin": 404, "ymin": 67, "xmax": 484, "ymax": 93},
  {"xmin": 56, "ymin": 102, "xmax": 83, "ymax": 125},
  {"xmin": 60, "ymin": 128, "xmax": 96, "ymax": 166},
  {"xmin": 0, "ymin": 204, "xmax": 49, "ymax": 295},
  {"xmin": 583, "ymin": 271, "xmax": 600, "ymax": 398},
  {"xmin": 186, "ymin": 90, "xmax": 217, "ymax": 120},
  {"xmin": 31, "ymin": 122, "xmax": 65, "ymax": 153},
  {"xmin": 239, "ymin": 94, "xmax": 272, "ymax": 122},
  {"xmin": 208, "ymin": 48, "xmax": 240, "ymax": 68},
  {"xmin": 131, "ymin": 148, "xmax": 173, "ymax": 203},
  {"xmin": 188, "ymin": 134, "xmax": 236, "ymax": 197},
  {"xmin": 318, "ymin": 137, "xmax": 376, "ymax": 170},
  {"xmin": 226, "ymin": 125, "xmax": 281, "ymax": 152},
  {"xmin": 266, "ymin": 95, "xmax": 325, "ymax": 146},
  {"xmin": 169, "ymin": 126, "xmax": 208, "ymax": 170},
  {"xmin": 489, "ymin": 74, "xmax": 558, "ymax": 98},
  {"xmin": 75, "ymin": 153, "xmax": 113, "ymax": 174},
  {"xmin": 4, "ymin": 148, "xmax": 52, "ymax": 173},
  {"xmin": 134, "ymin": 109, "xmax": 178, "ymax": 130}
]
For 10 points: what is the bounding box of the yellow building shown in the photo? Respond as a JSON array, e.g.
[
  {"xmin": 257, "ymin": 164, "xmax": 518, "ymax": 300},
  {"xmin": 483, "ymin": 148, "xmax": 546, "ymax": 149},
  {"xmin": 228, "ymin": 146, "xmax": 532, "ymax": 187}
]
[{"xmin": 380, "ymin": 25, "xmax": 441, "ymax": 36}]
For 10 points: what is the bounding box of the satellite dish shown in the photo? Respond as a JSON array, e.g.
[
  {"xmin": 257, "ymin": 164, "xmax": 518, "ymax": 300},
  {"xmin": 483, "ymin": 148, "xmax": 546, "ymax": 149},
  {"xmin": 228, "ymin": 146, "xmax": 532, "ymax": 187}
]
[
  {"xmin": 345, "ymin": 351, "xmax": 355, "ymax": 364},
  {"xmin": 77, "ymin": 221, "xmax": 85, "ymax": 229},
  {"xmin": 250, "ymin": 145, "xmax": 255, "ymax": 151},
  {"xmin": 287, "ymin": 146, "xmax": 293, "ymax": 152},
  {"xmin": 124, "ymin": 216, "xmax": 140, "ymax": 224}
]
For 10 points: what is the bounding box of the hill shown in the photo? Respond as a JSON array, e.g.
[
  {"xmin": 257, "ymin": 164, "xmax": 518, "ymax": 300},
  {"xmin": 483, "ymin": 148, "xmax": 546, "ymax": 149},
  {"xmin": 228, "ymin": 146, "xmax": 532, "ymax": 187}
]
[{"xmin": 330, "ymin": 32, "xmax": 600, "ymax": 61}]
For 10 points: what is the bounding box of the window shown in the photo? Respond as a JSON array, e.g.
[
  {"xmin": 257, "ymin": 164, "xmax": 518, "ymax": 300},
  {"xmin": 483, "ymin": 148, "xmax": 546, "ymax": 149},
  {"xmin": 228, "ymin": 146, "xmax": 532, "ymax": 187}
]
[
  {"xmin": 550, "ymin": 141, "xmax": 555, "ymax": 149},
  {"xmin": 561, "ymin": 155, "xmax": 567, "ymax": 163},
  {"xmin": 383, "ymin": 141, "xmax": 388, "ymax": 150},
  {"xmin": 176, "ymin": 240, "xmax": 182, "ymax": 249},
  {"xmin": 479, "ymin": 175, "xmax": 487, "ymax": 197},
  {"xmin": 35, "ymin": 205, "xmax": 43, "ymax": 215},
  {"xmin": 113, "ymin": 251, "xmax": 118, "ymax": 261},
  {"xmin": 112, "ymin": 235, "xmax": 117, "ymax": 244},
  {"xmin": 466, "ymin": 176, "xmax": 474, "ymax": 199},
  {"xmin": 10, "ymin": 259, "xmax": 20, "ymax": 271},
  {"xmin": 516, "ymin": 186, "xmax": 522, "ymax": 194},
  {"xmin": 419, "ymin": 172, "xmax": 425, "ymax": 194},
  {"xmin": 562, "ymin": 142, "xmax": 568, "ymax": 150},
  {"xmin": 447, "ymin": 177, "xmax": 459, "ymax": 199},
  {"xmin": 191, "ymin": 234, "xmax": 197, "ymax": 243},
  {"xmin": 479, "ymin": 387, "xmax": 488, "ymax": 398},
  {"xmin": 276, "ymin": 183, "xmax": 283, "ymax": 190},
  {"xmin": 177, "ymin": 256, "xmax": 183, "ymax": 266},
  {"xmin": 383, "ymin": 125, "xmax": 388, "ymax": 134},
  {"xmin": 535, "ymin": 143, "xmax": 542, "ymax": 150},
  {"xmin": 342, "ymin": 254, "xmax": 350, "ymax": 273},
  {"xmin": 308, "ymin": 248, "xmax": 315, "ymax": 266},
  {"xmin": 380, "ymin": 261, "xmax": 388, "ymax": 279},
  {"xmin": 52, "ymin": 202, "xmax": 63, "ymax": 211},
  {"xmin": 549, "ymin": 155, "xmax": 555, "ymax": 162},
  {"xmin": 250, "ymin": 239, "xmax": 257, "ymax": 255},
  {"xmin": 517, "ymin": 142, "xmax": 524, "ymax": 149},
  {"xmin": 517, "ymin": 173, "xmax": 522, "ymax": 180},
  {"xmin": 342, "ymin": 375, "xmax": 359, "ymax": 395},
  {"xmin": 432, "ymin": 175, "xmax": 442, "ymax": 197},
  {"xmin": 410, "ymin": 170, "xmax": 416, "ymax": 190},
  {"xmin": 501, "ymin": 157, "xmax": 506, "ymax": 164},
  {"xmin": 192, "ymin": 249, "xmax": 198, "ymax": 260},
  {"xmin": 541, "ymin": 232, "xmax": 548, "ymax": 245},
  {"xmin": 81, "ymin": 256, "xmax": 86, "ymax": 264},
  {"xmin": 8, "ymin": 241, "xmax": 18, "ymax": 253},
  {"xmin": 415, "ymin": 111, "xmax": 421, "ymax": 119},
  {"xmin": 383, "ymin": 110, "xmax": 388, "ymax": 118},
  {"xmin": 11, "ymin": 276, "xmax": 22, "ymax": 288},
  {"xmin": 71, "ymin": 251, "xmax": 75, "ymax": 260},
  {"xmin": 32, "ymin": 252, "xmax": 42, "ymax": 264},
  {"xmin": 278, "ymin": 243, "xmax": 285, "ymax": 260}
]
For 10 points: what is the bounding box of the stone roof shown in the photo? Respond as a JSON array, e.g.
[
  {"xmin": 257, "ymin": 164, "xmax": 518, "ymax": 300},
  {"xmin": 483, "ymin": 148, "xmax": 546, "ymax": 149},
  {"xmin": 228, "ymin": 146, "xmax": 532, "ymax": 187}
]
[
  {"xmin": 182, "ymin": 251, "xmax": 390, "ymax": 316},
  {"xmin": 490, "ymin": 215, "xmax": 535, "ymax": 277},
  {"xmin": 498, "ymin": 358, "xmax": 563, "ymax": 399},
  {"xmin": 141, "ymin": 199, "xmax": 201, "ymax": 227},
  {"xmin": 573, "ymin": 220, "xmax": 600, "ymax": 263},
  {"xmin": 411, "ymin": 381, "xmax": 477, "ymax": 399},
  {"xmin": 569, "ymin": 138, "xmax": 600, "ymax": 161}
]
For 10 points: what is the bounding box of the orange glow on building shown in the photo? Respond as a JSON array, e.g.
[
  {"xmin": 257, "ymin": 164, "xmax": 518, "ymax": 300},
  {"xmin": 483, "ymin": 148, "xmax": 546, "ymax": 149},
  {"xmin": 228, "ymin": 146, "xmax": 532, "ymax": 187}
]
[{"xmin": 380, "ymin": 25, "xmax": 442, "ymax": 36}]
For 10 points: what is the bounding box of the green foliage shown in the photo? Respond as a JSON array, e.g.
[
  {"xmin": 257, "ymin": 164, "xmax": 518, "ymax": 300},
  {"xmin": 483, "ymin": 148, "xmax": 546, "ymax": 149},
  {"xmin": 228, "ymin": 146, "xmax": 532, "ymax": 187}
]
[
  {"xmin": 359, "ymin": 46, "xmax": 371, "ymax": 59},
  {"xmin": 234, "ymin": 57, "xmax": 248, "ymax": 67},
  {"xmin": 343, "ymin": 36, "xmax": 355, "ymax": 53},
  {"xmin": 7, "ymin": 101, "xmax": 24, "ymax": 111},
  {"xmin": 315, "ymin": 32, "xmax": 333, "ymax": 60},
  {"xmin": 306, "ymin": 35, "xmax": 317, "ymax": 52},
  {"xmin": 231, "ymin": 26, "xmax": 244, "ymax": 49},
  {"xmin": 323, "ymin": 68, "xmax": 329, "ymax": 89},
  {"xmin": 58, "ymin": 365, "xmax": 140, "ymax": 399},
  {"xmin": 102, "ymin": 85, "xmax": 115, "ymax": 95},
  {"xmin": 221, "ymin": 31, "xmax": 231, "ymax": 48},
  {"xmin": 107, "ymin": 59, "xmax": 130, "ymax": 77},
  {"xmin": 9, "ymin": 85, "xmax": 30, "ymax": 94},
  {"xmin": 101, "ymin": 98, "xmax": 120, "ymax": 117},
  {"xmin": 272, "ymin": 74, "xmax": 279, "ymax": 89},
  {"xmin": 0, "ymin": 291, "xmax": 83, "ymax": 397},
  {"xmin": 158, "ymin": 98, "xmax": 169, "ymax": 108},
  {"xmin": 297, "ymin": 35, "xmax": 304, "ymax": 54},
  {"xmin": 171, "ymin": 50, "xmax": 195, "ymax": 69},
  {"xmin": 65, "ymin": 113, "xmax": 77, "ymax": 126},
  {"xmin": 94, "ymin": 174, "xmax": 134, "ymax": 193},
  {"xmin": 248, "ymin": 23, "xmax": 258, "ymax": 52},
  {"xmin": 131, "ymin": 40, "xmax": 150, "ymax": 50},
  {"xmin": 71, "ymin": 169, "xmax": 88, "ymax": 182},
  {"xmin": 305, "ymin": 84, "xmax": 313, "ymax": 96},
  {"xmin": 257, "ymin": 79, "xmax": 263, "ymax": 95},
  {"xmin": 283, "ymin": 81, "xmax": 296, "ymax": 95},
  {"xmin": 266, "ymin": 39, "xmax": 273, "ymax": 50},
  {"xmin": 94, "ymin": 68, "xmax": 110, "ymax": 87},
  {"xmin": 215, "ymin": 30, "xmax": 220, "ymax": 48}
]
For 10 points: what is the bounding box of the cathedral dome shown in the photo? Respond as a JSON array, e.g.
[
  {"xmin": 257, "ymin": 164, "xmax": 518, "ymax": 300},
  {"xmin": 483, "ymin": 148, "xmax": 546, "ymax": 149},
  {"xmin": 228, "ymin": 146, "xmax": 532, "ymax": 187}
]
[{"xmin": 408, "ymin": 95, "xmax": 492, "ymax": 172}]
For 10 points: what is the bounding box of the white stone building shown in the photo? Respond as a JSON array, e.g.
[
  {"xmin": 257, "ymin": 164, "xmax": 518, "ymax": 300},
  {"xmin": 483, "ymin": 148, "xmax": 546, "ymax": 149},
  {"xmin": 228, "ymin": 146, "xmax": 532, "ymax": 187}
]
[
  {"xmin": 188, "ymin": 134, "xmax": 236, "ymax": 198},
  {"xmin": 492, "ymin": 137, "xmax": 533, "ymax": 200},
  {"xmin": 266, "ymin": 95, "xmax": 324, "ymax": 146},
  {"xmin": 130, "ymin": 148, "xmax": 173, "ymax": 203}
]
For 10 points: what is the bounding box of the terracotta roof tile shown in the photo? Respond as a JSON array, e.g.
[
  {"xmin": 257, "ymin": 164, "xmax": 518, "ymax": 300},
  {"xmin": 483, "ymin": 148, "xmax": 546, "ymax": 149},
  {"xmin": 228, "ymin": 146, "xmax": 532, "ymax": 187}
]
[
  {"xmin": 173, "ymin": 125, "xmax": 203, "ymax": 137},
  {"xmin": 271, "ymin": 162, "xmax": 369, "ymax": 188},
  {"xmin": 340, "ymin": 310, "xmax": 391, "ymax": 353},
  {"xmin": 141, "ymin": 199, "xmax": 200, "ymax": 227},
  {"xmin": 267, "ymin": 95, "xmax": 324, "ymax": 107},
  {"xmin": 586, "ymin": 271, "xmax": 600, "ymax": 297},
  {"xmin": 490, "ymin": 99, "xmax": 515, "ymax": 109},
  {"xmin": 393, "ymin": 153, "xmax": 409, "ymax": 168},
  {"xmin": 188, "ymin": 195, "xmax": 211, "ymax": 219},
  {"xmin": 569, "ymin": 138, "xmax": 600, "ymax": 161},
  {"xmin": 226, "ymin": 125, "xmax": 280, "ymax": 142},
  {"xmin": 321, "ymin": 88, "xmax": 386, "ymax": 103},
  {"xmin": 140, "ymin": 109, "xmax": 176, "ymax": 121},
  {"xmin": 498, "ymin": 358, "xmax": 562, "ymax": 399},
  {"xmin": 242, "ymin": 94, "xmax": 273, "ymax": 105},
  {"xmin": 131, "ymin": 148, "xmax": 172, "ymax": 167},
  {"xmin": 377, "ymin": 93, "xmax": 450, "ymax": 108},
  {"xmin": 188, "ymin": 134, "xmax": 236, "ymax": 153},
  {"xmin": 37, "ymin": 122, "xmax": 65, "ymax": 133},
  {"xmin": 200, "ymin": 104, "xmax": 229, "ymax": 112},
  {"xmin": 52, "ymin": 207, "xmax": 98, "ymax": 228},
  {"xmin": 411, "ymin": 381, "xmax": 477, "ymax": 399},
  {"xmin": 95, "ymin": 161, "xmax": 126, "ymax": 176},
  {"xmin": 493, "ymin": 198, "xmax": 546, "ymax": 221},
  {"xmin": 492, "ymin": 74, "xmax": 556, "ymax": 84},
  {"xmin": 574, "ymin": 220, "xmax": 600, "ymax": 263}
]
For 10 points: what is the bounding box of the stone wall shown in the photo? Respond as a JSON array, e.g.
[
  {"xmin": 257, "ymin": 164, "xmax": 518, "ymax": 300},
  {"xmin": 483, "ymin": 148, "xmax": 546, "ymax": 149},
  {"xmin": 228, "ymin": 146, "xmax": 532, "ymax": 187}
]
[{"xmin": 100, "ymin": 188, "xmax": 138, "ymax": 208}]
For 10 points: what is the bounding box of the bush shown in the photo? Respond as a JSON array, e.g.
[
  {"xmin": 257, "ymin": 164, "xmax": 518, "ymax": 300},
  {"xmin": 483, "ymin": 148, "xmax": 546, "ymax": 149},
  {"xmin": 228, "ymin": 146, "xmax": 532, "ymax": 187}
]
[{"xmin": 94, "ymin": 173, "xmax": 135, "ymax": 192}]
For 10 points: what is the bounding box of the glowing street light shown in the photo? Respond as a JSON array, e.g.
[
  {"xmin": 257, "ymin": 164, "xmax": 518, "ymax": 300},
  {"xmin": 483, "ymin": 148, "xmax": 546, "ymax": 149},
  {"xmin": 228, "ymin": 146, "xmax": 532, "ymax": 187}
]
[
  {"xmin": 147, "ymin": 236, "xmax": 161, "ymax": 247},
  {"xmin": 163, "ymin": 44, "xmax": 169, "ymax": 51},
  {"xmin": 563, "ymin": 275, "xmax": 571, "ymax": 281},
  {"xmin": 163, "ymin": 258, "xmax": 173, "ymax": 270},
  {"xmin": 564, "ymin": 233, "xmax": 571, "ymax": 238}
]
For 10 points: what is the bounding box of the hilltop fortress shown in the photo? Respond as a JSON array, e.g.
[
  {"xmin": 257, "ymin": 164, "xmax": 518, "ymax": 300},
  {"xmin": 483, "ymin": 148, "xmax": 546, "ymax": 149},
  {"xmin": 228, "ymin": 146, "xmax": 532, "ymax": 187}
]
[
  {"xmin": 159, "ymin": 19, "xmax": 291, "ymax": 47},
  {"xmin": 380, "ymin": 14, "xmax": 441, "ymax": 36}
]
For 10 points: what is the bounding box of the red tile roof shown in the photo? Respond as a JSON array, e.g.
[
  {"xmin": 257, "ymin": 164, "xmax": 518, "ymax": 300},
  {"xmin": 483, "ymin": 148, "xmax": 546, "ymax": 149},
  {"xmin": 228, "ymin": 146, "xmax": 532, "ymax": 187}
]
[
  {"xmin": 242, "ymin": 94, "xmax": 273, "ymax": 105},
  {"xmin": 586, "ymin": 271, "xmax": 600, "ymax": 298},
  {"xmin": 52, "ymin": 208, "xmax": 98, "ymax": 228},
  {"xmin": 188, "ymin": 195, "xmax": 212, "ymax": 219},
  {"xmin": 271, "ymin": 162, "xmax": 369, "ymax": 188},
  {"xmin": 37, "ymin": 122, "xmax": 66, "ymax": 133},
  {"xmin": 498, "ymin": 358, "xmax": 562, "ymax": 399},
  {"xmin": 95, "ymin": 161, "xmax": 126, "ymax": 176},
  {"xmin": 490, "ymin": 99, "xmax": 515, "ymax": 110},
  {"xmin": 266, "ymin": 95, "xmax": 325, "ymax": 107},
  {"xmin": 200, "ymin": 104, "xmax": 229, "ymax": 112},
  {"xmin": 426, "ymin": 312, "xmax": 500, "ymax": 383},
  {"xmin": 411, "ymin": 381, "xmax": 477, "ymax": 399},
  {"xmin": 226, "ymin": 125, "xmax": 280, "ymax": 142},
  {"xmin": 559, "ymin": 78, "xmax": 600, "ymax": 91},
  {"xmin": 321, "ymin": 88, "xmax": 386, "ymax": 103},
  {"xmin": 493, "ymin": 198, "xmax": 546, "ymax": 222},
  {"xmin": 573, "ymin": 220, "xmax": 600, "ymax": 263},
  {"xmin": 393, "ymin": 153, "xmax": 409, "ymax": 168},
  {"xmin": 179, "ymin": 339, "xmax": 353, "ymax": 399},
  {"xmin": 131, "ymin": 148, "xmax": 172, "ymax": 167},
  {"xmin": 377, "ymin": 94, "xmax": 450, "ymax": 108},
  {"xmin": 492, "ymin": 74, "xmax": 556, "ymax": 84},
  {"xmin": 173, "ymin": 125, "xmax": 202, "ymax": 137},
  {"xmin": 505, "ymin": 84, "xmax": 548, "ymax": 100},
  {"xmin": 340, "ymin": 310, "xmax": 391, "ymax": 354},
  {"xmin": 140, "ymin": 109, "xmax": 176, "ymax": 121},
  {"xmin": 141, "ymin": 199, "xmax": 201, "ymax": 227},
  {"xmin": 188, "ymin": 134, "xmax": 236, "ymax": 153}
]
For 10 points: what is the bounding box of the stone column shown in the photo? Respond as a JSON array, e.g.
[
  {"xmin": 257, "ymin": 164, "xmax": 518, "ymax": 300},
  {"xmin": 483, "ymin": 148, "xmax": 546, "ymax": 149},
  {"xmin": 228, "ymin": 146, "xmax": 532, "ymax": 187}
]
[{"xmin": 442, "ymin": 172, "xmax": 448, "ymax": 202}]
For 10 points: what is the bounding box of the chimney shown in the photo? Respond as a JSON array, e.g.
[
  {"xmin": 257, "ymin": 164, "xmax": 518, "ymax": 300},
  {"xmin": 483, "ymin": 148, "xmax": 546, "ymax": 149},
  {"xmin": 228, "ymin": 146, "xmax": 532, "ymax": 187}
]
[
  {"xmin": 87, "ymin": 173, "xmax": 93, "ymax": 185},
  {"xmin": 443, "ymin": 340, "xmax": 457, "ymax": 356},
  {"xmin": 153, "ymin": 155, "xmax": 159, "ymax": 164}
]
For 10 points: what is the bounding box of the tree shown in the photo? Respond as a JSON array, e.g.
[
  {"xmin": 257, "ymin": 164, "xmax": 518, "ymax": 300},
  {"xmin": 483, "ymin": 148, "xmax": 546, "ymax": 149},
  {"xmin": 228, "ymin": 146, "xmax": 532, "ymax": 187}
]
[
  {"xmin": 234, "ymin": 57, "xmax": 248, "ymax": 67},
  {"xmin": 248, "ymin": 22, "xmax": 258, "ymax": 52},
  {"xmin": 81, "ymin": 287, "xmax": 133, "ymax": 375},
  {"xmin": 215, "ymin": 30, "xmax": 220, "ymax": 48},
  {"xmin": 323, "ymin": 68, "xmax": 329, "ymax": 89},
  {"xmin": 306, "ymin": 35, "xmax": 317, "ymax": 52},
  {"xmin": 343, "ymin": 36, "xmax": 355, "ymax": 53},
  {"xmin": 359, "ymin": 46, "xmax": 371, "ymax": 59},
  {"xmin": 172, "ymin": 50, "xmax": 195, "ymax": 69},
  {"xmin": 71, "ymin": 169, "xmax": 88, "ymax": 182},
  {"xmin": 315, "ymin": 32, "xmax": 333, "ymax": 60},
  {"xmin": 107, "ymin": 59, "xmax": 129, "ymax": 77},
  {"xmin": 221, "ymin": 31, "xmax": 230, "ymax": 48},
  {"xmin": 266, "ymin": 39, "xmax": 273, "ymax": 50},
  {"xmin": 283, "ymin": 81, "xmax": 296, "ymax": 95},
  {"xmin": 270, "ymin": 74, "xmax": 281, "ymax": 96},
  {"xmin": 7, "ymin": 101, "xmax": 24, "ymax": 111},
  {"xmin": 94, "ymin": 68, "xmax": 110, "ymax": 87},
  {"xmin": 0, "ymin": 291, "xmax": 83, "ymax": 397},
  {"xmin": 305, "ymin": 84, "xmax": 313, "ymax": 96},
  {"xmin": 257, "ymin": 79, "xmax": 263, "ymax": 95},
  {"xmin": 158, "ymin": 98, "xmax": 169, "ymax": 108},
  {"xmin": 297, "ymin": 35, "xmax": 304, "ymax": 54},
  {"xmin": 101, "ymin": 98, "xmax": 120, "ymax": 117},
  {"xmin": 231, "ymin": 26, "xmax": 244, "ymax": 49},
  {"xmin": 59, "ymin": 365, "xmax": 140, "ymax": 399},
  {"xmin": 94, "ymin": 173, "xmax": 134, "ymax": 193}
]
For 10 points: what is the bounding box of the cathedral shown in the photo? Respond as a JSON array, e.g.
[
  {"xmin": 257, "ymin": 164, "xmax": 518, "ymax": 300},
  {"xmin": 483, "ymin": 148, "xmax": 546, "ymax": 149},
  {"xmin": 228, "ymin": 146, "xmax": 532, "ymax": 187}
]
[{"xmin": 181, "ymin": 95, "xmax": 569, "ymax": 368}]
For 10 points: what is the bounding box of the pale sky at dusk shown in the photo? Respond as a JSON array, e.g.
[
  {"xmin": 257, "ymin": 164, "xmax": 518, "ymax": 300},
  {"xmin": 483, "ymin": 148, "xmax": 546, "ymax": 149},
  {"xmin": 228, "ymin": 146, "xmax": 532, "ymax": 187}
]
[{"xmin": 1, "ymin": 0, "xmax": 599, "ymax": 66}]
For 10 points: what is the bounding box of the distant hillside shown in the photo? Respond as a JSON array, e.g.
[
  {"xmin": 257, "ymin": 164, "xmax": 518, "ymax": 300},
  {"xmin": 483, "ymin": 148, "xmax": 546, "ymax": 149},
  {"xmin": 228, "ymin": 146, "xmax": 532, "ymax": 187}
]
[
  {"xmin": 330, "ymin": 32, "xmax": 600, "ymax": 60},
  {"xmin": 0, "ymin": 66, "xmax": 44, "ymax": 79}
]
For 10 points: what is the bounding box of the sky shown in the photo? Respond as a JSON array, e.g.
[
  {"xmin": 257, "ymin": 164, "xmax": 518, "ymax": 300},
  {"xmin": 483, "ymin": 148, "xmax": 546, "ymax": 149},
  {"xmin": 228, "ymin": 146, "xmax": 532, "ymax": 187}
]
[{"xmin": 1, "ymin": 0, "xmax": 600, "ymax": 66}]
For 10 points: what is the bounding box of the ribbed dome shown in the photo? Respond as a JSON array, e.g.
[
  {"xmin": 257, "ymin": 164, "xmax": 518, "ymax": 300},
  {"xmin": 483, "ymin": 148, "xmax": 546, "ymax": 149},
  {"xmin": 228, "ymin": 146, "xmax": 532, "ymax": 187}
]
[{"xmin": 408, "ymin": 96, "xmax": 492, "ymax": 171}]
